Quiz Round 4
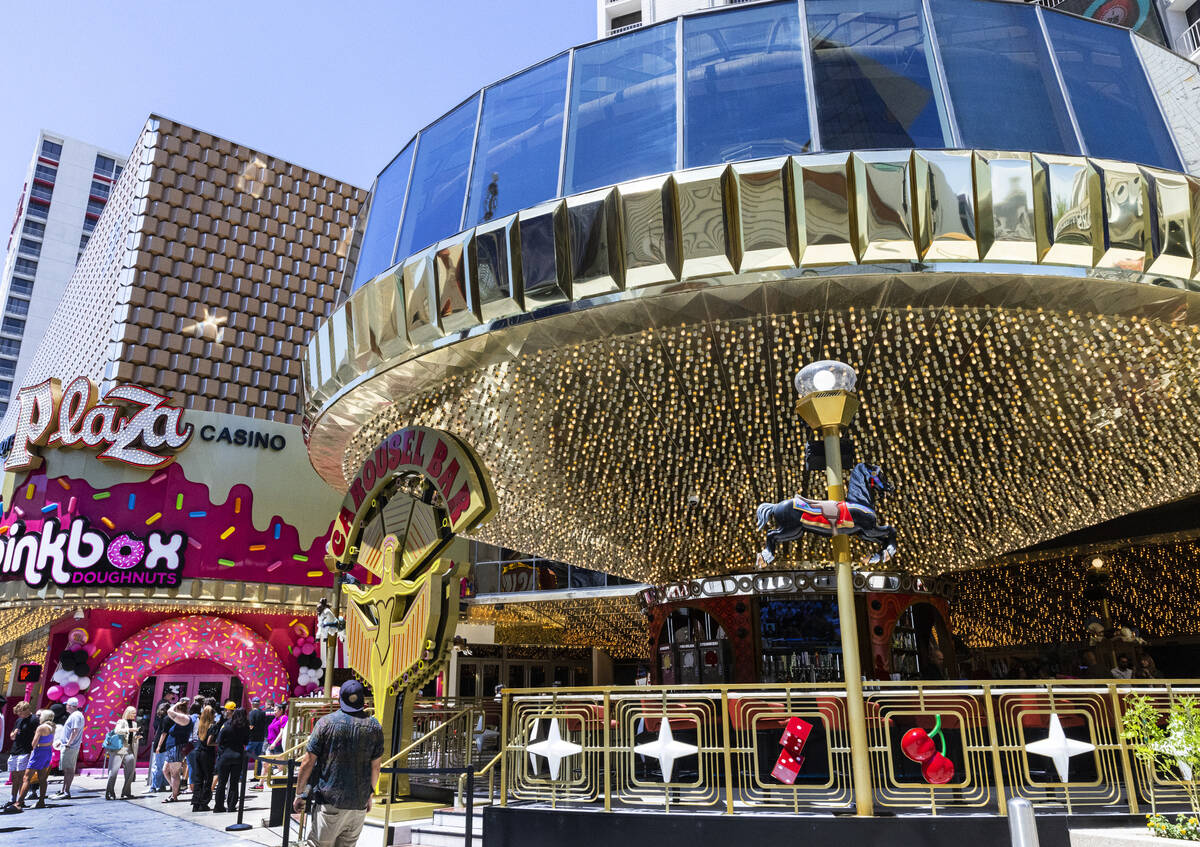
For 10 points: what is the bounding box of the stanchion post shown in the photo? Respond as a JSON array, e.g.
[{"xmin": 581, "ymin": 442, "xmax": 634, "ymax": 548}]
[
  {"xmin": 282, "ymin": 758, "xmax": 295, "ymax": 847},
  {"xmin": 226, "ymin": 750, "xmax": 252, "ymax": 832},
  {"xmin": 1008, "ymin": 797, "xmax": 1039, "ymax": 847},
  {"xmin": 465, "ymin": 768, "xmax": 475, "ymax": 846}
]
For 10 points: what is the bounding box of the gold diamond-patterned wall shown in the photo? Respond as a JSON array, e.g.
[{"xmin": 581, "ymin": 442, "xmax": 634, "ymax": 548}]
[{"xmin": 15, "ymin": 115, "xmax": 367, "ymax": 423}]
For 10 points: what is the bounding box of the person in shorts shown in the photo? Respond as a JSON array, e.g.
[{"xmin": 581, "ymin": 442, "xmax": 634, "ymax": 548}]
[
  {"xmin": 4, "ymin": 702, "xmax": 35, "ymax": 809},
  {"xmin": 50, "ymin": 697, "xmax": 85, "ymax": 800},
  {"xmin": 293, "ymin": 681, "xmax": 383, "ymax": 847}
]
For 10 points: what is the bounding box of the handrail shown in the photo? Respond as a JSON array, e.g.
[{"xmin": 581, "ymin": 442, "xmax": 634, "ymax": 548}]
[
  {"xmin": 381, "ymin": 705, "xmax": 476, "ymax": 768},
  {"xmin": 457, "ymin": 748, "xmax": 504, "ymax": 807}
]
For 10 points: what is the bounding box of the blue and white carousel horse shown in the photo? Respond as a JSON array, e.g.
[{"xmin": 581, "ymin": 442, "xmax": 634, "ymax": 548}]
[{"xmin": 755, "ymin": 463, "xmax": 898, "ymax": 566}]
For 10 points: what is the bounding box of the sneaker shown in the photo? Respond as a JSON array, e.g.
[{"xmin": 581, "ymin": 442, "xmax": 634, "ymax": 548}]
[{"xmin": 50, "ymin": 792, "xmax": 70, "ymax": 800}]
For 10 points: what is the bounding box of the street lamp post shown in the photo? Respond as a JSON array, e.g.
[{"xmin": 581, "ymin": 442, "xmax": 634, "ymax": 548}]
[{"xmin": 794, "ymin": 360, "xmax": 874, "ymax": 817}]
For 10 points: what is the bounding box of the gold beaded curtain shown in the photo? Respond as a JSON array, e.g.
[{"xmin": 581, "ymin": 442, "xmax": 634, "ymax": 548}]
[
  {"xmin": 465, "ymin": 597, "xmax": 646, "ymax": 659},
  {"xmin": 349, "ymin": 296, "xmax": 1200, "ymax": 584},
  {"xmin": 954, "ymin": 539, "xmax": 1200, "ymax": 648}
]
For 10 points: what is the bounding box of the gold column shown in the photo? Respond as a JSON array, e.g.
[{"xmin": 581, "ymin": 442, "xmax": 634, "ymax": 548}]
[
  {"xmin": 796, "ymin": 371, "xmax": 873, "ymax": 817},
  {"xmin": 822, "ymin": 425, "xmax": 874, "ymax": 817}
]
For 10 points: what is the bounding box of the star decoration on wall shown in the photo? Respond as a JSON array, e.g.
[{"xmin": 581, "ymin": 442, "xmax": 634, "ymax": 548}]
[
  {"xmin": 1024, "ymin": 713, "xmax": 1095, "ymax": 782},
  {"xmin": 527, "ymin": 719, "xmax": 582, "ymax": 781},
  {"xmin": 634, "ymin": 718, "xmax": 699, "ymax": 782}
]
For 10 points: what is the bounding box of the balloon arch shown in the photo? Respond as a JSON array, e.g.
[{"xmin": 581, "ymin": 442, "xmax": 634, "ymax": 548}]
[{"xmin": 80, "ymin": 615, "xmax": 289, "ymax": 761}]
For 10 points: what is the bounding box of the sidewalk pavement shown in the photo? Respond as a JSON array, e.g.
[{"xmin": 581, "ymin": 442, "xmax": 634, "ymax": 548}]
[{"xmin": 0, "ymin": 771, "xmax": 401, "ymax": 847}]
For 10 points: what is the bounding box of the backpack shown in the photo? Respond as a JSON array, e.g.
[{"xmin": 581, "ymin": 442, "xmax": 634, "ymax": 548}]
[{"xmin": 103, "ymin": 730, "xmax": 124, "ymax": 752}]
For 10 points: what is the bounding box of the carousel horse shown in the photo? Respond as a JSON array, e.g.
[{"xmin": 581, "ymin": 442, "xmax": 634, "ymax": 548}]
[{"xmin": 755, "ymin": 463, "xmax": 897, "ymax": 566}]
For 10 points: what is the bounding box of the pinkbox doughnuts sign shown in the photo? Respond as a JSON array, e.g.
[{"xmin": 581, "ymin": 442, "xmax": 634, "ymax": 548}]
[{"xmin": 0, "ymin": 516, "xmax": 185, "ymax": 589}]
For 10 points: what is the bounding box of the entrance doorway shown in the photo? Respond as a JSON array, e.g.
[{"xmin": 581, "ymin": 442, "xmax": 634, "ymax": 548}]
[{"xmin": 150, "ymin": 658, "xmax": 241, "ymax": 709}]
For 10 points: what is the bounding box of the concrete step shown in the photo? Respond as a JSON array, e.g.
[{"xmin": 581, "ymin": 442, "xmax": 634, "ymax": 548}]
[
  {"xmin": 411, "ymin": 823, "xmax": 483, "ymax": 847},
  {"xmin": 432, "ymin": 807, "xmax": 485, "ymax": 829}
]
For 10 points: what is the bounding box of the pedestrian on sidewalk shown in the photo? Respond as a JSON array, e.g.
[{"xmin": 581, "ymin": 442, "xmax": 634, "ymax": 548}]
[
  {"xmin": 5, "ymin": 701, "xmax": 35, "ymax": 808},
  {"xmin": 14, "ymin": 710, "xmax": 56, "ymax": 810},
  {"xmin": 159, "ymin": 699, "xmax": 192, "ymax": 802},
  {"xmin": 186, "ymin": 698, "xmax": 203, "ymax": 795},
  {"xmin": 246, "ymin": 696, "xmax": 267, "ymax": 787},
  {"xmin": 149, "ymin": 701, "xmax": 170, "ymax": 791},
  {"xmin": 190, "ymin": 704, "xmax": 218, "ymax": 812},
  {"xmin": 50, "ymin": 697, "xmax": 85, "ymax": 800},
  {"xmin": 212, "ymin": 705, "xmax": 249, "ymax": 814},
  {"xmin": 106, "ymin": 706, "xmax": 140, "ymax": 800},
  {"xmin": 260, "ymin": 702, "xmax": 288, "ymax": 787},
  {"xmin": 293, "ymin": 680, "xmax": 383, "ymax": 847}
]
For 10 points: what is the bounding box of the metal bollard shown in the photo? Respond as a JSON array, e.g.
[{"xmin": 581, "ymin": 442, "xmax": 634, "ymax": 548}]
[{"xmin": 1009, "ymin": 797, "xmax": 1040, "ymax": 847}]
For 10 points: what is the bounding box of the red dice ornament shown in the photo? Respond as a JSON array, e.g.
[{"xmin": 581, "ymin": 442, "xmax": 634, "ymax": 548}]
[
  {"xmin": 900, "ymin": 714, "xmax": 955, "ymax": 784},
  {"xmin": 771, "ymin": 716, "xmax": 813, "ymax": 783},
  {"xmin": 779, "ymin": 717, "xmax": 813, "ymax": 755},
  {"xmin": 772, "ymin": 749, "xmax": 803, "ymax": 784}
]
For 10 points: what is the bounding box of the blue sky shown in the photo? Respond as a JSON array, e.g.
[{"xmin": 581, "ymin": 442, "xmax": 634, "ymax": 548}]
[{"xmin": 0, "ymin": 0, "xmax": 593, "ymax": 263}]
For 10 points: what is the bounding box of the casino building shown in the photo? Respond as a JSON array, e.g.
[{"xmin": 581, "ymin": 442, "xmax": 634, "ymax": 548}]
[
  {"xmin": 301, "ymin": 0, "xmax": 1200, "ymax": 778},
  {"xmin": 0, "ymin": 115, "xmax": 365, "ymax": 763}
]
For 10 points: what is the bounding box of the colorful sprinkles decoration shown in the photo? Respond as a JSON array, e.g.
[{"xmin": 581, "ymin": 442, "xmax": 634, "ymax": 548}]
[
  {"xmin": 100, "ymin": 517, "xmax": 115, "ymax": 529},
  {"xmin": 78, "ymin": 616, "xmax": 288, "ymax": 761},
  {"xmin": 56, "ymin": 478, "xmax": 70, "ymax": 490},
  {"xmin": 175, "ymin": 494, "xmax": 184, "ymax": 510},
  {"xmin": 150, "ymin": 472, "xmax": 167, "ymax": 484},
  {"xmin": 218, "ymin": 558, "xmax": 237, "ymax": 567},
  {"xmin": 93, "ymin": 492, "xmax": 111, "ymax": 500},
  {"xmin": 41, "ymin": 503, "xmax": 58, "ymax": 514},
  {"xmin": 220, "ymin": 526, "xmax": 236, "ymax": 540},
  {"xmin": 189, "ymin": 511, "xmax": 206, "ymax": 518},
  {"xmin": 145, "ymin": 512, "xmax": 162, "ymax": 525}
]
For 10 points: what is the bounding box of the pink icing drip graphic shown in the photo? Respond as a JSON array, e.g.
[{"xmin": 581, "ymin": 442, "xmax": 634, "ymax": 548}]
[{"xmin": 1, "ymin": 464, "xmax": 331, "ymax": 587}]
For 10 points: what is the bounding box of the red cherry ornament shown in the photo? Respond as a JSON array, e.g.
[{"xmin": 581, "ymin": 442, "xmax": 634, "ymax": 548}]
[
  {"xmin": 922, "ymin": 751, "xmax": 955, "ymax": 784},
  {"xmin": 901, "ymin": 727, "xmax": 936, "ymax": 762}
]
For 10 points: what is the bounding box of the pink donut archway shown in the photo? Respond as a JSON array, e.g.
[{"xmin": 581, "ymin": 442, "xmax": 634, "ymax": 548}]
[{"xmin": 80, "ymin": 615, "xmax": 288, "ymax": 761}]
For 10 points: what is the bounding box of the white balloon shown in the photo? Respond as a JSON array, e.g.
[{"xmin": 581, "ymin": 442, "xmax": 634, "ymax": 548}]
[
  {"xmin": 77, "ymin": 677, "xmax": 91, "ymax": 691},
  {"xmin": 52, "ymin": 668, "xmax": 69, "ymax": 684},
  {"xmin": 65, "ymin": 672, "xmax": 79, "ymax": 683}
]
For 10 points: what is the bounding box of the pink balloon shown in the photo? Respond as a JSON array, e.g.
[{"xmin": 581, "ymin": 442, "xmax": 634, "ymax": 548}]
[
  {"xmin": 83, "ymin": 643, "xmax": 96, "ymax": 654},
  {"xmin": 300, "ymin": 644, "xmax": 315, "ymax": 655},
  {"xmin": 46, "ymin": 685, "xmax": 63, "ymax": 701},
  {"xmin": 63, "ymin": 682, "xmax": 79, "ymax": 697},
  {"xmin": 293, "ymin": 685, "xmax": 306, "ymax": 696}
]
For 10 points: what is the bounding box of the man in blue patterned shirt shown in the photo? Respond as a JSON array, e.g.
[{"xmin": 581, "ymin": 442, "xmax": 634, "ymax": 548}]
[{"xmin": 294, "ymin": 681, "xmax": 384, "ymax": 847}]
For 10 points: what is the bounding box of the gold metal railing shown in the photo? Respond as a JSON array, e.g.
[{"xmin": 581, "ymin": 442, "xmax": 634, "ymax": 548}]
[{"xmin": 494, "ymin": 679, "xmax": 1200, "ymax": 816}]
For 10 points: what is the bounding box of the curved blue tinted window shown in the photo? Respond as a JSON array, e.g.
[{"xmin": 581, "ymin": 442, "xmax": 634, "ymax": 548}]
[
  {"xmin": 565, "ymin": 22, "xmax": 677, "ymax": 194},
  {"xmin": 807, "ymin": 0, "xmax": 949, "ymax": 150},
  {"xmin": 931, "ymin": 0, "xmax": 1079, "ymax": 155},
  {"xmin": 1043, "ymin": 13, "xmax": 1180, "ymax": 170},
  {"xmin": 466, "ymin": 55, "xmax": 568, "ymax": 227},
  {"xmin": 683, "ymin": 2, "xmax": 811, "ymax": 167},
  {"xmin": 351, "ymin": 143, "xmax": 414, "ymax": 291},
  {"xmin": 396, "ymin": 95, "xmax": 480, "ymax": 258}
]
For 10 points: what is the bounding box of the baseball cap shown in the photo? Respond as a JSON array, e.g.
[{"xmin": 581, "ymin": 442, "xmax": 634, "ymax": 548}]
[
  {"xmin": 66, "ymin": 697, "xmax": 79, "ymax": 708},
  {"xmin": 250, "ymin": 697, "xmax": 260, "ymax": 705},
  {"xmin": 339, "ymin": 680, "xmax": 367, "ymax": 714},
  {"xmin": 223, "ymin": 700, "xmax": 237, "ymax": 710}
]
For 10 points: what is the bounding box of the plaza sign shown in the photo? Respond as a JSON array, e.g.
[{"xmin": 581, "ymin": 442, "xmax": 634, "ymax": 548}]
[
  {"xmin": 0, "ymin": 516, "xmax": 186, "ymax": 590},
  {"xmin": 6, "ymin": 377, "xmax": 192, "ymax": 472}
]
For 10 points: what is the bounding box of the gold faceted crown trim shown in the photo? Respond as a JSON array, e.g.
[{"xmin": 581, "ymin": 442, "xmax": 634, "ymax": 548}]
[{"xmin": 303, "ymin": 149, "xmax": 1200, "ymax": 487}]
